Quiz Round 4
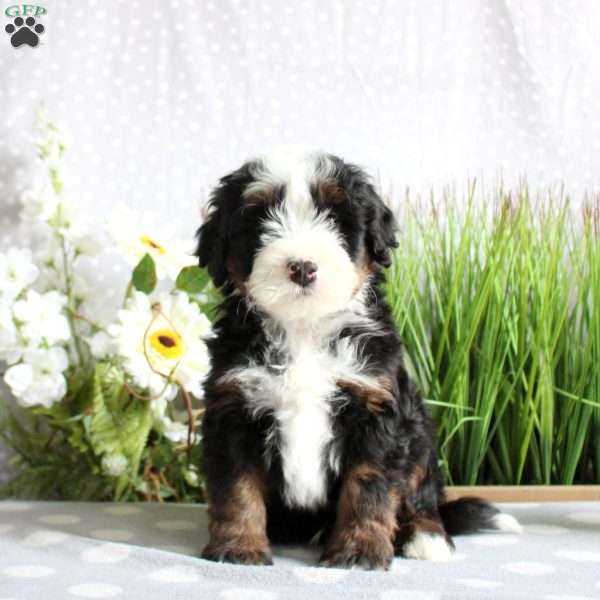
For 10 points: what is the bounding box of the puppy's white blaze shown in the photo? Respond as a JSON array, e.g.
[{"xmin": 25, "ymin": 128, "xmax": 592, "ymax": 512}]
[
  {"xmin": 403, "ymin": 532, "xmax": 454, "ymax": 562},
  {"xmin": 245, "ymin": 148, "xmax": 336, "ymax": 201},
  {"xmin": 491, "ymin": 513, "xmax": 522, "ymax": 533}
]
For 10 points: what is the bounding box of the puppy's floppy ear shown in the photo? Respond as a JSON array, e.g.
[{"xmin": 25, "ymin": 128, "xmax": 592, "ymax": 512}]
[
  {"xmin": 339, "ymin": 161, "xmax": 398, "ymax": 268},
  {"xmin": 363, "ymin": 184, "xmax": 398, "ymax": 268},
  {"xmin": 196, "ymin": 199, "xmax": 227, "ymax": 288},
  {"xmin": 196, "ymin": 168, "xmax": 247, "ymax": 287}
]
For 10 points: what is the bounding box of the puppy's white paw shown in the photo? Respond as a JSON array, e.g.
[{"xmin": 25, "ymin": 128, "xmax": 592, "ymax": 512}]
[
  {"xmin": 403, "ymin": 532, "xmax": 454, "ymax": 561},
  {"xmin": 492, "ymin": 513, "xmax": 523, "ymax": 534}
]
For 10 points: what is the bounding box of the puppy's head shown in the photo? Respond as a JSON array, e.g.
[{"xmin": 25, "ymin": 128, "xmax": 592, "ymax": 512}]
[{"xmin": 196, "ymin": 150, "xmax": 397, "ymax": 323}]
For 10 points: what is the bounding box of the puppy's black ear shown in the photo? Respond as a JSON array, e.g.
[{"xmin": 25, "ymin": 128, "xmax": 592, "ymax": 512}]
[
  {"xmin": 362, "ymin": 184, "xmax": 398, "ymax": 268},
  {"xmin": 339, "ymin": 161, "xmax": 398, "ymax": 268},
  {"xmin": 196, "ymin": 168, "xmax": 247, "ymax": 287},
  {"xmin": 196, "ymin": 200, "xmax": 227, "ymax": 288}
]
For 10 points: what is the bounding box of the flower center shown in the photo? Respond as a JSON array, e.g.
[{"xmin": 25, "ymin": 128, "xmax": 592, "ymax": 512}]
[
  {"xmin": 148, "ymin": 328, "xmax": 185, "ymax": 359},
  {"xmin": 140, "ymin": 235, "xmax": 166, "ymax": 254}
]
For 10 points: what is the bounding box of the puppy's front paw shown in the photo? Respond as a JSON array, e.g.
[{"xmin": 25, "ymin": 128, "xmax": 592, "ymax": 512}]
[
  {"xmin": 202, "ymin": 544, "xmax": 273, "ymax": 566},
  {"xmin": 319, "ymin": 542, "xmax": 393, "ymax": 571}
]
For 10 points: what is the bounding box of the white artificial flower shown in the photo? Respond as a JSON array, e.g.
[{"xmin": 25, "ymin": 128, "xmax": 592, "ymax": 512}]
[
  {"xmin": 54, "ymin": 196, "xmax": 78, "ymax": 230},
  {"xmin": 87, "ymin": 330, "xmax": 113, "ymax": 359},
  {"xmin": 150, "ymin": 396, "xmax": 169, "ymax": 421},
  {"xmin": 32, "ymin": 228, "xmax": 62, "ymax": 266},
  {"xmin": 161, "ymin": 418, "xmax": 190, "ymax": 443},
  {"xmin": 183, "ymin": 466, "xmax": 200, "ymax": 487},
  {"xmin": 106, "ymin": 206, "xmax": 196, "ymax": 280},
  {"xmin": 20, "ymin": 187, "xmax": 60, "ymax": 223},
  {"xmin": 0, "ymin": 304, "xmax": 37, "ymax": 365},
  {"xmin": 33, "ymin": 242, "xmax": 95, "ymax": 311},
  {"xmin": 78, "ymin": 293, "xmax": 120, "ymax": 333},
  {"xmin": 22, "ymin": 185, "xmax": 102, "ymax": 257},
  {"xmin": 35, "ymin": 246, "xmax": 90, "ymax": 298},
  {"xmin": 34, "ymin": 108, "xmax": 70, "ymax": 171},
  {"xmin": 0, "ymin": 247, "xmax": 40, "ymax": 303},
  {"xmin": 109, "ymin": 291, "xmax": 211, "ymax": 399},
  {"xmin": 13, "ymin": 289, "xmax": 71, "ymax": 346},
  {"xmin": 65, "ymin": 224, "xmax": 105, "ymax": 256},
  {"xmin": 158, "ymin": 408, "xmax": 196, "ymax": 444},
  {"xmin": 0, "ymin": 303, "xmax": 19, "ymax": 364},
  {"xmin": 30, "ymin": 236, "xmax": 70, "ymax": 294},
  {"xmin": 150, "ymin": 398, "xmax": 198, "ymax": 445},
  {"xmin": 52, "ymin": 197, "xmax": 102, "ymax": 253},
  {"xmin": 101, "ymin": 453, "xmax": 128, "ymax": 477},
  {"xmin": 4, "ymin": 347, "xmax": 69, "ymax": 407},
  {"xmin": 55, "ymin": 264, "xmax": 93, "ymax": 309}
]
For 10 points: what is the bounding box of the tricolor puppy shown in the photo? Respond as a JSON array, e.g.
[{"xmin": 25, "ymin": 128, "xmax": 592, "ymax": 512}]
[{"xmin": 196, "ymin": 150, "xmax": 520, "ymax": 569}]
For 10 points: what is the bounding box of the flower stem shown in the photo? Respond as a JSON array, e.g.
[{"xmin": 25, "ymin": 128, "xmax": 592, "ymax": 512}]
[
  {"xmin": 66, "ymin": 308, "xmax": 106, "ymax": 332},
  {"xmin": 122, "ymin": 280, "xmax": 133, "ymax": 308},
  {"xmin": 59, "ymin": 235, "xmax": 85, "ymax": 366},
  {"xmin": 178, "ymin": 383, "xmax": 195, "ymax": 461}
]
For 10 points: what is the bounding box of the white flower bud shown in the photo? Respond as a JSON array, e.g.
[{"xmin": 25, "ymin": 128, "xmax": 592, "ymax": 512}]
[
  {"xmin": 101, "ymin": 453, "xmax": 128, "ymax": 477},
  {"xmin": 183, "ymin": 468, "xmax": 199, "ymax": 487}
]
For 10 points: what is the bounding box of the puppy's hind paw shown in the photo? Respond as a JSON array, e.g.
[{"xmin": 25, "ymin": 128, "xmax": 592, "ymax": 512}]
[{"xmin": 401, "ymin": 532, "xmax": 455, "ymax": 562}]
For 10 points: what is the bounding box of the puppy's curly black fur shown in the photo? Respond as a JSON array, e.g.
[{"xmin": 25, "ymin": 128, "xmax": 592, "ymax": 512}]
[{"xmin": 196, "ymin": 152, "xmax": 519, "ymax": 569}]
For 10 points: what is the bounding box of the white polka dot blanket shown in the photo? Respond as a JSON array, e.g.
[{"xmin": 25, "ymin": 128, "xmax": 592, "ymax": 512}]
[{"xmin": 0, "ymin": 501, "xmax": 599, "ymax": 599}]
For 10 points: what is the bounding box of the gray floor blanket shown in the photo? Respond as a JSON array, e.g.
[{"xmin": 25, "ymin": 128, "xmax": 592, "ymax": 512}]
[{"xmin": 1, "ymin": 500, "xmax": 598, "ymax": 599}]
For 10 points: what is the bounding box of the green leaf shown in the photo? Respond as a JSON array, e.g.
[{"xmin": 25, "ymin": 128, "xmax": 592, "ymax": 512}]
[
  {"xmin": 176, "ymin": 266, "xmax": 209, "ymax": 294},
  {"xmin": 67, "ymin": 423, "xmax": 89, "ymax": 453},
  {"xmin": 132, "ymin": 253, "xmax": 157, "ymax": 294},
  {"xmin": 88, "ymin": 363, "xmax": 153, "ymax": 479}
]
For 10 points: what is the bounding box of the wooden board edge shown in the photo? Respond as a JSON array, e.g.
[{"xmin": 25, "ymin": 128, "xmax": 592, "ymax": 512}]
[{"xmin": 445, "ymin": 485, "xmax": 600, "ymax": 502}]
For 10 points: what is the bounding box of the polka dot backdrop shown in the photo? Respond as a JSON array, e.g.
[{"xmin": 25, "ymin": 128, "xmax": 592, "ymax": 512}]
[
  {"xmin": 0, "ymin": 0, "xmax": 599, "ymax": 246},
  {"xmin": 1, "ymin": 1, "xmax": 600, "ymax": 476}
]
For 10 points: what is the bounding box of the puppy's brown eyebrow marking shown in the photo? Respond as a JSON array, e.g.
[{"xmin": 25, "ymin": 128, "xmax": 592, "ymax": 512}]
[
  {"xmin": 315, "ymin": 178, "xmax": 347, "ymax": 205},
  {"xmin": 242, "ymin": 183, "xmax": 285, "ymax": 207},
  {"xmin": 246, "ymin": 189, "xmax": 275, "ymax": 206}
]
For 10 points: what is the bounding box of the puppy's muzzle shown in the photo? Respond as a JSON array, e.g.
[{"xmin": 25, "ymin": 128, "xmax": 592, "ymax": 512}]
[{"xmin": 287, "ymin": 259, "xmax": 318, "ymax": 287}]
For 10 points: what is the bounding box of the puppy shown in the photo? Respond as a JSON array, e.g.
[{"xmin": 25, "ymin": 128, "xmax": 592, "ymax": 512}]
[{"xmin": 196, "ymin": 150, "xmax": 520, "ymax": 569}]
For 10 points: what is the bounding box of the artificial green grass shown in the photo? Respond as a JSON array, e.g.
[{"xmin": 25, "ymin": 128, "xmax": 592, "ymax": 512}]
[{"xmin": 386, "ymin": 185, "xmax": 600, "ymax": 485}]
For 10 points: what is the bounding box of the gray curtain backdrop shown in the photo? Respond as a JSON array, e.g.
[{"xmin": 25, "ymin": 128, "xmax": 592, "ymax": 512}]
[{"xmin": 1, "ymin": 0, "xmax": 600, "ymax": 483}]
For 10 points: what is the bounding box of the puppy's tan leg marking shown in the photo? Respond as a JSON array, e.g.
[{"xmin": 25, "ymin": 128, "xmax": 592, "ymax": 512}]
[
  {"xmin": 320, "ymin": 464, "xmax": 399, "ymax": 570},
  {"xmin": 395, "ymin": 463, "xmax": 454, "ymax": 561},
  {"xmin": 202, "ymin": 473, "xmax": 272, "ymax": 565}
]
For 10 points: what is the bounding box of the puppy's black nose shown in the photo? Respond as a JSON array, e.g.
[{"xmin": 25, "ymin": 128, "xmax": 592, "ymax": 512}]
[{"xmin": 288, "ymin": 260, "xmax": 318, "ymax": 287}]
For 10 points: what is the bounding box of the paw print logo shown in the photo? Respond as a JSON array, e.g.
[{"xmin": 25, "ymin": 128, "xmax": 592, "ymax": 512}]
[{"xmin": 5, "ymin": 16, "xmax": 45, "ymax": 48}]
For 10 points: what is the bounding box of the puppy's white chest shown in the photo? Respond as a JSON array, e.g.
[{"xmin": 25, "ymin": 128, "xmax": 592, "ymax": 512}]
[
  {"xmin": 226, "ymin": 322, "xmax": 367, "ymax": 509},
  {"xmin": 271, "ymin": 341, "xmax": 337, "ymax": 508}
]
